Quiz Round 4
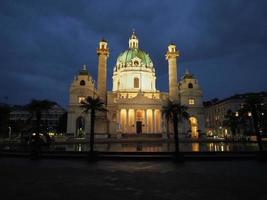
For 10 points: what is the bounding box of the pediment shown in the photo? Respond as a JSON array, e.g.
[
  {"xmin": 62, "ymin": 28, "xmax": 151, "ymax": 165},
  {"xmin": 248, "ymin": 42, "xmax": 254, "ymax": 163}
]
[{"xmin": 116, "ymin": 92, "xmax": 162, "ymax": 105}]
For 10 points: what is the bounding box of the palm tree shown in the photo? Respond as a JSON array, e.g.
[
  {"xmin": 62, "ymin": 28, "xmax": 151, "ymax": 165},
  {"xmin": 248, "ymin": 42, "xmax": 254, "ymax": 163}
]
[
  {"xmin": 223, "ymin": 109, "xmax": 239, "ymax": 136},
  {"xmin": 162, "ymin": 100, "xmax": 189, "ymax": 154},
  {"xmin": 239, "ymin": 94, "xmax": 264, "ymax": 152},
  {"xmin": 80, "ymin": 96, "xmax": 107, "ymax": 154}
]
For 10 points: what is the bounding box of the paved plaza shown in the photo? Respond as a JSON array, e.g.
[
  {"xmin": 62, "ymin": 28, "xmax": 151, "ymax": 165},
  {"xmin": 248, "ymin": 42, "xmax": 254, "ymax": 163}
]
[{"xmin": 0, "ymin": 158, "xmax": 267, "ymax": 200}]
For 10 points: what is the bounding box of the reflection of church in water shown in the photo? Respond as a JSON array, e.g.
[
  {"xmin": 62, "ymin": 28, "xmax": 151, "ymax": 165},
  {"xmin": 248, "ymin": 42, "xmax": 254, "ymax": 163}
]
[{"xmin": 67, "ymin": 32, "xmax": 205, "ymax": 138}]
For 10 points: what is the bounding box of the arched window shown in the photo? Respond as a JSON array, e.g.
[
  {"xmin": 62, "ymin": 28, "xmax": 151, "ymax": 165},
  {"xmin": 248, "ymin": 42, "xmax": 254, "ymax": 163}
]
[
  {"xmin": 80, "ymin": 80, "xmax": 85, "ymax": 86},
  {"xmin": 134, "ymin": 77, "xmax": 139, "ymax": 88},
  {"xmin": 188, "ymin": 83, "xmax": 193, "ymax": 89}
]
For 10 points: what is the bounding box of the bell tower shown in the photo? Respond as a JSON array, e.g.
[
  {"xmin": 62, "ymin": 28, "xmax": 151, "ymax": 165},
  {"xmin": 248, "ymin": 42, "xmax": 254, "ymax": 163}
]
[
  {"xmin": 166, "ymin": 43, "xmax": 179, "ymax": 100},
  {"xmin": 97, "ymin": 38, "xmax": 109, "ymax": 102}
]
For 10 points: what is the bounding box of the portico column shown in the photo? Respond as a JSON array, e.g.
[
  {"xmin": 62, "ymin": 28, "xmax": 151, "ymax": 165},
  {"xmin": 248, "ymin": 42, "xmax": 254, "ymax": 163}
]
[
  {"xmin": 117, "ymin": 109, "xmax": 120, "ymax": 132},
  {"xmin": 152, "ymin": 109, "xmax": 155, "ymax": 133},
  {"xmin": 133, "ymin": 109, "xmax": 136, "ymax": 134},
  {"xmin": 126, "ymin": 109, "xmax": 128, "ymax": 133},
  {"xmin": 162, "ymin": 113, "xmax": 165, "ymax": 133},
  {"xmin": 144, "ymin": 110, "xmax": 147, "ymax": 133},
  {"xmin": 159, "ymin": 111, "xmax": 162, "ymax": 133}
]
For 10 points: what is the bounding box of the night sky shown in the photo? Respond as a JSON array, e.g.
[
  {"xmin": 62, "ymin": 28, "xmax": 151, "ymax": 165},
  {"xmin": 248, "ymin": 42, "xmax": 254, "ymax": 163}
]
[{"xmin": 1, "ymin": 0, "xmax": 267, "ymax": 107}]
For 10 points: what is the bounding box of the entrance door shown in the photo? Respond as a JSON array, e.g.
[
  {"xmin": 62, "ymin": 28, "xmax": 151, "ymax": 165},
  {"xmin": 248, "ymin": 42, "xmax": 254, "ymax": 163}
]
[{"xmin": 136, "ymin": 121, "xmax": 142, "ymax": 134}]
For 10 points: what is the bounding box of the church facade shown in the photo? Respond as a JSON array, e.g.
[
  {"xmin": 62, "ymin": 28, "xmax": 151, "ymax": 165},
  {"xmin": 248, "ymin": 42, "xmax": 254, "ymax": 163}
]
[{"xmin": 67, "ymin": 32, "xmax": 205, "ymax": 138}]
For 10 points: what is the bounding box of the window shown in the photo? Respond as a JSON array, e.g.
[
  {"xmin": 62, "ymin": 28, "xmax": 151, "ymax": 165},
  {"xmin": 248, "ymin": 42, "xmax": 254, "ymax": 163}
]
[
  {"xmin": 188, "ymin": 83, "xmax": 193, "ymax": 89},
  {"xmin": 80, "ymin": 80, "xmax": 85, "ymax": 86},
  {"xmin": 134, "ymin": 60, "xmax": 139, "ymax": 66},
  {"xmin": 189, "ymin": 98, "xmax": 195, "ymax": 105},
  {"xmin": 134, "ymin": 77, "xmax": 139, "ymax": 88},
  {"xmin": 79, "ymin": 97, "xmax": 85, "ymax": 103}
]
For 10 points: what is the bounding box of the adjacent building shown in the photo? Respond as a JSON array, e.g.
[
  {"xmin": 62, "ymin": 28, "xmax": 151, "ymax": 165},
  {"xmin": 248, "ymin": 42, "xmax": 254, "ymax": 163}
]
[
  {"xmin": 9, "ymin": 104, "xmax": 66, "ymax": 133},
  {"xmin": 204, "ymin": 92, "xmax": 267, "ymax": 136}
]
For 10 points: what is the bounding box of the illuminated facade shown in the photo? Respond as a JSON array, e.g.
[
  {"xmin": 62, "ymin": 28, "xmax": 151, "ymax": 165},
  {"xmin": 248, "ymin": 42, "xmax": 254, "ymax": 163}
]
[{"xmin": 67, "ymin": 32, "xmax": 205, "ymax": 138}]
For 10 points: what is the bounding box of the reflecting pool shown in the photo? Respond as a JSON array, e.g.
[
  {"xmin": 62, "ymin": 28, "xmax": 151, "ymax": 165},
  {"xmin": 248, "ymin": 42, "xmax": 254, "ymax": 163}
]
[{"xmin": 1, "ymin": 141, "xmax": 264, "ymax": 152}]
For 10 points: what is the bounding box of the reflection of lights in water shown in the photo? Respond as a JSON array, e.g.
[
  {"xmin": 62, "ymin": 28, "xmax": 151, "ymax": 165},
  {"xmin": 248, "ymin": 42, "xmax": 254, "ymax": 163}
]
[
  {"xmin": 192, "ymin": 143, "xmax": 200, "ymax": 152},
  {"xmin": 54, "ymin": 142, "xmax": 258, "ymax": 153},
  {"xmin": 136, "ymin": 143, "xmax": 142, "ymax": 151},
  {"xmin": 208, "ymin": 143, "xmax": 214, "ymax": 151},
  {"xmin": 74, "ymin": 144, "xmax": 82, "ymax": 152},
  {"xmin": 120, "ymin": 143, "xmax": 162, "ymax": 152}
]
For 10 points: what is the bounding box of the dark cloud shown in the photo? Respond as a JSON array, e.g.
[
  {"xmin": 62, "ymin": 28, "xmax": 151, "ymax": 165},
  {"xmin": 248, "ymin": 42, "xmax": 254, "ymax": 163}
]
[{"xmin": 0, "ymin": 0, "xmax": 266, "ymax": 106}]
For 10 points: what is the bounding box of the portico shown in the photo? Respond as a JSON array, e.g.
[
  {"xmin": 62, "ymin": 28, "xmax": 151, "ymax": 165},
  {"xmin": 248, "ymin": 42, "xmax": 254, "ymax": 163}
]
[{"xmin": 117, "ymin": 108, "xmax": 162, "ymax": 134}]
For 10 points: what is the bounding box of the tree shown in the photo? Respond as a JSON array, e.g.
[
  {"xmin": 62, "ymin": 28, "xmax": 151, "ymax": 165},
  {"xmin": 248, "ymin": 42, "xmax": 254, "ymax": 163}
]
[
  {"xmin": 162, "ymin": 100, "xmax": 189, "ymax": 155},
  {"xmin": 0, "ymin": 104, "xmax": 10, "ymax": 138},
  {"xmin": 80, "ymin": 96, "xmax": 107, "ymax": 155},
  {"xmin": 223, "ymin": 110, "xmax": 239, "ymax": 136},
  {"xmin": 57, "ymin": 112, "xmax": 67, "ymax": 133},
  {"xmin": 25, "ymin": 99, "xmax": 56, "ymax": 159},
  {"xmin": 26, "ymin": 99, "xmax": 56, "ymax": 134},
  {"xmin": 239, "ymin": 94, "xmax": 265, "ymax": 152}
]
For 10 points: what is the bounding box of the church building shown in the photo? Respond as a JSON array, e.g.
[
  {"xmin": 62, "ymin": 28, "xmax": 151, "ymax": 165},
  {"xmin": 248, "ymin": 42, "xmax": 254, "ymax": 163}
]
[{"xmin": 67, "ymin": 32, "xmax": 205, "ymax": 138}]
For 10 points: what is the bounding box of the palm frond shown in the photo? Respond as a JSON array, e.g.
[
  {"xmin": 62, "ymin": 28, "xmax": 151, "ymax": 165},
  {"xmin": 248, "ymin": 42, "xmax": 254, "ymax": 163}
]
[{"xmin": 80, "ymin": 96, "xmax": 108, "ymax": 113}]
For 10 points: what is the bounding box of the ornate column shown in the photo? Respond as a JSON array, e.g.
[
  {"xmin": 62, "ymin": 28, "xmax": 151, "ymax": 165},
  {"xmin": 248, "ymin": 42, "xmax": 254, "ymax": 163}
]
[
  {"xmin": 97, "ymin": 39, "xmax": 109, "ymax": 102},
  {"xmin": 165, "ymin": 44, "xmax": 179, "ymax": 101}
]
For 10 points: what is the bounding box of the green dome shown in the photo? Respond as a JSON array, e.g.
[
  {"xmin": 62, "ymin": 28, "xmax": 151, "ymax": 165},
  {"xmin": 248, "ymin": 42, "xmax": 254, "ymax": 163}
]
[{"xmin": 116, "ymin": 48, "xmax": 153, "ymax": 67}]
